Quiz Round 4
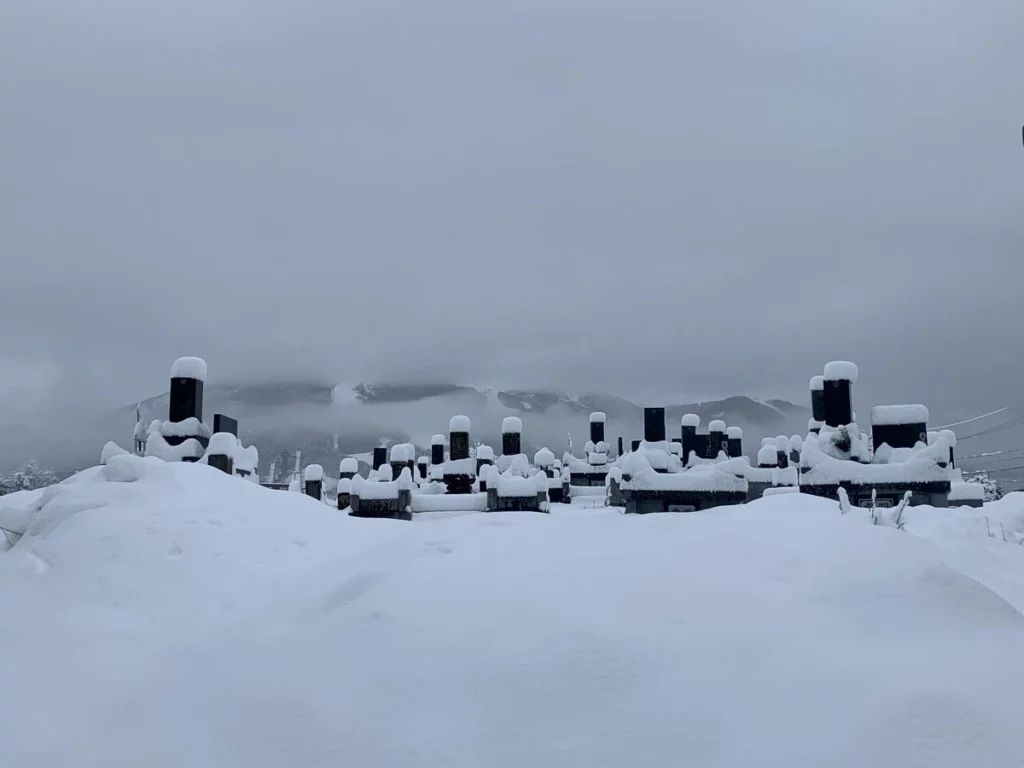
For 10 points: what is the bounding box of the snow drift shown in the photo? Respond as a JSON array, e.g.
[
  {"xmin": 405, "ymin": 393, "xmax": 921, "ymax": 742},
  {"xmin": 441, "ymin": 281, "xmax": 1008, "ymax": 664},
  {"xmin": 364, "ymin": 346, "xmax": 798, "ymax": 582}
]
[{"xmin": 1, "ymin": 458, "xmax": 1024, "ymax": 767}]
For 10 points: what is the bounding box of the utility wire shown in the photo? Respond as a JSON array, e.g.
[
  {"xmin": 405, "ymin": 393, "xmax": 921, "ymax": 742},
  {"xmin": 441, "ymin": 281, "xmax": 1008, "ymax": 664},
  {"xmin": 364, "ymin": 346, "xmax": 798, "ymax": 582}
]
[{"xmin": 933, "ymin": 407, "xmax": 1010, "ymax": 430}]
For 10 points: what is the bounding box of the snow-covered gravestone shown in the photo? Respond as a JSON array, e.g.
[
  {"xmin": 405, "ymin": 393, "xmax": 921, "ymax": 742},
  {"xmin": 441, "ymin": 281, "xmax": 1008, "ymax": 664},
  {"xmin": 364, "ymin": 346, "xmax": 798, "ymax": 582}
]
[
  {"xmin": 726, "ymin": 426, "xmax": 743, "ymax": 459},
  {"xmin": 304, "ymin": 464, "xmax": 324, "ymax": 500},
  {"xmin": 822, "ymin": 361, "xmax": 857, "ymax": 428},
  {"xmin": 681, "ymin": 414, "xmax": 700, "ymax": 465},
  {"xmin": 339, "ymin": 457, "xmax": 359, "ymax": 481},
  {"xmin": 390, "ymin": 443, "xmax": 413, "ymax": 480},
  {"xmin": 501, "ymin": 417, "xmax": 523, "ymax": 457},
  {"xmin": 789, "ymin": 435, "xmax": 803, "ymax": 465},
  {"xmin": 590, "ymin": 412, "xmax": 606, "ymax": 445},
  {"xmin": 757, "ymin": 443, "xmax": 778, "ymax": 469},
  {"xmin": 161, "ymin": 357, "xmax": 211, "ymax": 461},
  {"xmin": 445, "ymin": 415, "xmax": 475, "ymax": 494},
  {"xmin": 417, "ymin": 456, "xmax": 429, "ymax": 480},
  {"xmin": 870, "ymin": 405, "xmax": 929, "ymax": 452},
  {"xmin": 775, "ymin": 435, "xmax": 791, "ymax": 469},
  {"xmin": 430, "ymin": 434, "xmax": 445, "ymax": 466},
  {"xmin": 212, "ymin": 414, "xmax": 237, "ymax": 437},
  {"xmin": 372, "ymin": 447, "xmax": 387, "ymax": 472},
  {"xmin": 940, "ymin": 429, "xmax": 957, "ymax": 468},
  {"xmin": 476, "ymin": 445, "xmax": 495, "ymax": 475},
  {"xmin": 205, "ymin": 432, "xmax": 237, "ymax": 475},
  {"xmin": 809, "ymin": 376, "xmax": 826, "ymax": 433},
  {"xmin": 708, "ymin": 420, "xmax": 727, "ymax": 459}
]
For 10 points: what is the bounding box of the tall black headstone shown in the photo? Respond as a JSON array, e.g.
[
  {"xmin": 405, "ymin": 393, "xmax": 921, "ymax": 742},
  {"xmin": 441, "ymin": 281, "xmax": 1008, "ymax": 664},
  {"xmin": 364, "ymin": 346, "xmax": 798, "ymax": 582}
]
[
  {"xmin": 809, "ymin": 376, "xmax": 825, "ymax": 423},
  {"xmin": 501, "ymin": 418, "xmax": 523, "ymax": 456},
  {"xmin": 822, "ymin": 362, "xmax": 857, "ymax": 428},
  {"xmin": 213, "ymin": 414, "xmax": 238, "ymax": 437},
  {"xmin": 589, "ymin": 413, "xmax": 606, "ymax": 444},
  {"xmin": 373, "ymin": 447, "xmax": 387, "ymax": 471},
  {"xmin": 617, "ymin": 436, "xmax": 624, "ymax": 456},
  {"xmin": 631, "ymin": 439, "xmax": 641, "ymax": 452},
  {"xmin": 643, "ymin": 407, "xmax": 666, "ymax": 443}
]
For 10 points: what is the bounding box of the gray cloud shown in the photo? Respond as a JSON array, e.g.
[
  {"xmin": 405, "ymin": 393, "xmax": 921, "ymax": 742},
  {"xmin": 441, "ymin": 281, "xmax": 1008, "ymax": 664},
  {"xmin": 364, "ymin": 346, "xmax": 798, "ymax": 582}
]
[{"xmin": 2, "ymin": 0, "xmax": 1022, "ymax": 423}]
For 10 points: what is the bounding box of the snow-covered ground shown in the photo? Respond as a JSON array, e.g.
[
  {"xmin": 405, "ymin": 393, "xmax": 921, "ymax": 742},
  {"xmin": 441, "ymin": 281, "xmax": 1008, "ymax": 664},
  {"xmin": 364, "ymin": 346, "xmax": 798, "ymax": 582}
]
[{"xmin": 3, "ymin": 458, "xmax": 1024, "ymax": 767}]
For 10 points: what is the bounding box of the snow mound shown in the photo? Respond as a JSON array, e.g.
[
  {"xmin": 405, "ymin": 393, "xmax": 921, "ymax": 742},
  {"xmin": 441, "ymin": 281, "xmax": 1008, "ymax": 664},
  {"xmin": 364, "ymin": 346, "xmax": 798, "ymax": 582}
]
[{"xmin": 2, "ymin": 462, "xmax": 1024, "ymax": 766}]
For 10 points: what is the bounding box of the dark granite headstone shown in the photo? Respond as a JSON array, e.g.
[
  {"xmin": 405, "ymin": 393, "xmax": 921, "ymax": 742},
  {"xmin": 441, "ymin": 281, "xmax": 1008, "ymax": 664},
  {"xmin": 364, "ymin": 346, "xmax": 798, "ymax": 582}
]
[
  {"xmin": 431, "ymin": 443, "xmax": 445, "ymax": 465},
  {"xmin": 776, "ymin": 451, "xmax": 789, "ymax": 469},
  {"xmin": 590, "ymin": 421, "xmax": 605, "ymax": 444},
  {"xmin": 450, "ymin": 431, "xmax": 470, "ymax": 461},
  {"xmin": 169, "ymin": 377, "xmax": 203, "ymax": 424},
  {"xmin": 212, "ymin": 414, "xmax": 238, "ymax": 437},
  {"xmin": 208, "ymin": 453, "xmax": 233, "ymax": 474},
  {"xmin": 631, "ymin": 440, "xmax": 641, "ymax": 452},
  {"xmin": 823, "ymin": 379, "xmax": 853, "ymax": 427},
  {"xmin": 872, "ymin": 423, "xmax": 927, "ymax": 451},
  {"xmin": 681, "ymin": 425, "xmax": 697, "ymax": 463},
  {"xmin": 304, "ymin": 479, "xmax": 322, "ymax": 500},
  {"xmin": 727, "ymin": 437, "xmax": 742, "ymax": 458},
  {"xmin": 372, "ymin": 447, "xmax": 387, "ymax": 471},
  {"xmin": 617, "ymin": 437, "xmax": 623, "ymax": 456},
  {"xmin": 502, "ymin": 432, "xmax": 521, "ymax": 456},
  {"xmin": 644, "ymin": 407, "xmax": 666, "ymax": 443},
  {"xmin": 811, "ymin": 389, "xmax": 826, "ymax": 423}
]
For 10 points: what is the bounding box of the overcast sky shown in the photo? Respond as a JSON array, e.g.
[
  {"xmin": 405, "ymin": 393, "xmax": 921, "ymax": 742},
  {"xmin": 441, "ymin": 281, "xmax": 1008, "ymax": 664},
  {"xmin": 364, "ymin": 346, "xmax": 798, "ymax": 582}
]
[{"xmin": 2, "ymin": 0, "xmax": 1022, "ymax": 420}]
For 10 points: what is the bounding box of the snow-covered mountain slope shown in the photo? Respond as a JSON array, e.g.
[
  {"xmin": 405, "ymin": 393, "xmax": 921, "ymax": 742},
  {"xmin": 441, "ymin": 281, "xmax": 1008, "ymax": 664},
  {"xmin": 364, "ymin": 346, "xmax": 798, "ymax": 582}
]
[
  {"xmin": 2, "ymin": 460, "xmax": 1024, "ymax": 766},
  {"xmin": 90, "ymin": 382, "xmax": 809, "ymax": 478}
]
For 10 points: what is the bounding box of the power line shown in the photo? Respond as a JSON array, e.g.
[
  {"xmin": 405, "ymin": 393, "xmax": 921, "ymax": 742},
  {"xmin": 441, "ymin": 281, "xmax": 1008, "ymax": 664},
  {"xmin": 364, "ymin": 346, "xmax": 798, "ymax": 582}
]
[
  {"xmin": 957, "ymin": 413, "xmax": 1024, "ymax": 441},
  {"xmin": 934, "ymin": 407, "xmax": 1010, "ymax": 430},
  {"xmin": 957, "ymin": 447, "xmax": 1024, "ymax": 461}
]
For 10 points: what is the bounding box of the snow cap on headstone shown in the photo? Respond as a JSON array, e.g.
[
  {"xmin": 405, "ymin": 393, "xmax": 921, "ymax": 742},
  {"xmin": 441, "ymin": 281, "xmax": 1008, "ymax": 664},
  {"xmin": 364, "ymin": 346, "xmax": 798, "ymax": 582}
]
[
  {"xmin": 709, "ymin": 420, "xmax": 726, "ymax": 432},
  {"xmin": 476, "ymin": 445, "xmax": 495, "ymax": 460},
  {"xmin": 339, "ymin": 457, "xmax": 359, "ymax": 474},
  {"xmin": 757, "ymin": 445, "xmax": 779, "ymax": 466},
  {"xmin": 534, "ymin": 447, "xmax": 555, "ymax": 467},
  {"xmin": 171, "ymin": 356, "xmax": 208, "ymax": 382},
  {"xmin": 501, "ymin": 416, "xmax": 523, "ymax": 434},
  {"xmin": 809, "ymin": 375, "xmax": 825, "ymax": 391},
  {"xmin": 681, "ymin": 413, "xmax": 700, "ymax": 427},
  {"xmin": 726, "ymin": 426, "xmax": 743, "ymax": 439},
  {"xmin": 939, "ymin": 429, "xmax": 957, "ymax": 447},
  {"xmin": 823, "ymin": 361, "xmax": 858, "ymax": 383},
  {"xmin": 589, "ymin": 412, "xmax": 607, "ymax": 424},
  {"xmin": 431, "ymin": 434, "xmax": 446, "ymax": 446},
  {"xmin": 304, "ymin": 464, "xmax": 324, "ymax": 482},
  {"xmin": 761, "ymin": 437, "xmax": 776, "ymax": 448},
  {"xmin": 449, "ymin": 415, "xmax": 471, "ymax": 433},
  {"xmin": 775, "ymin": 435, "xmax": 791, "ymax": 452}
]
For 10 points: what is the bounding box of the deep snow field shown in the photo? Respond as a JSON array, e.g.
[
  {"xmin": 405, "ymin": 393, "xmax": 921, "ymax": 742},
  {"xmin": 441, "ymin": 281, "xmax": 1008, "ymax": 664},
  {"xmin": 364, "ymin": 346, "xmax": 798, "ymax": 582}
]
[{"xmin": 3, "ymin": 456, "xmax": 1024, "ymax": 767}]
